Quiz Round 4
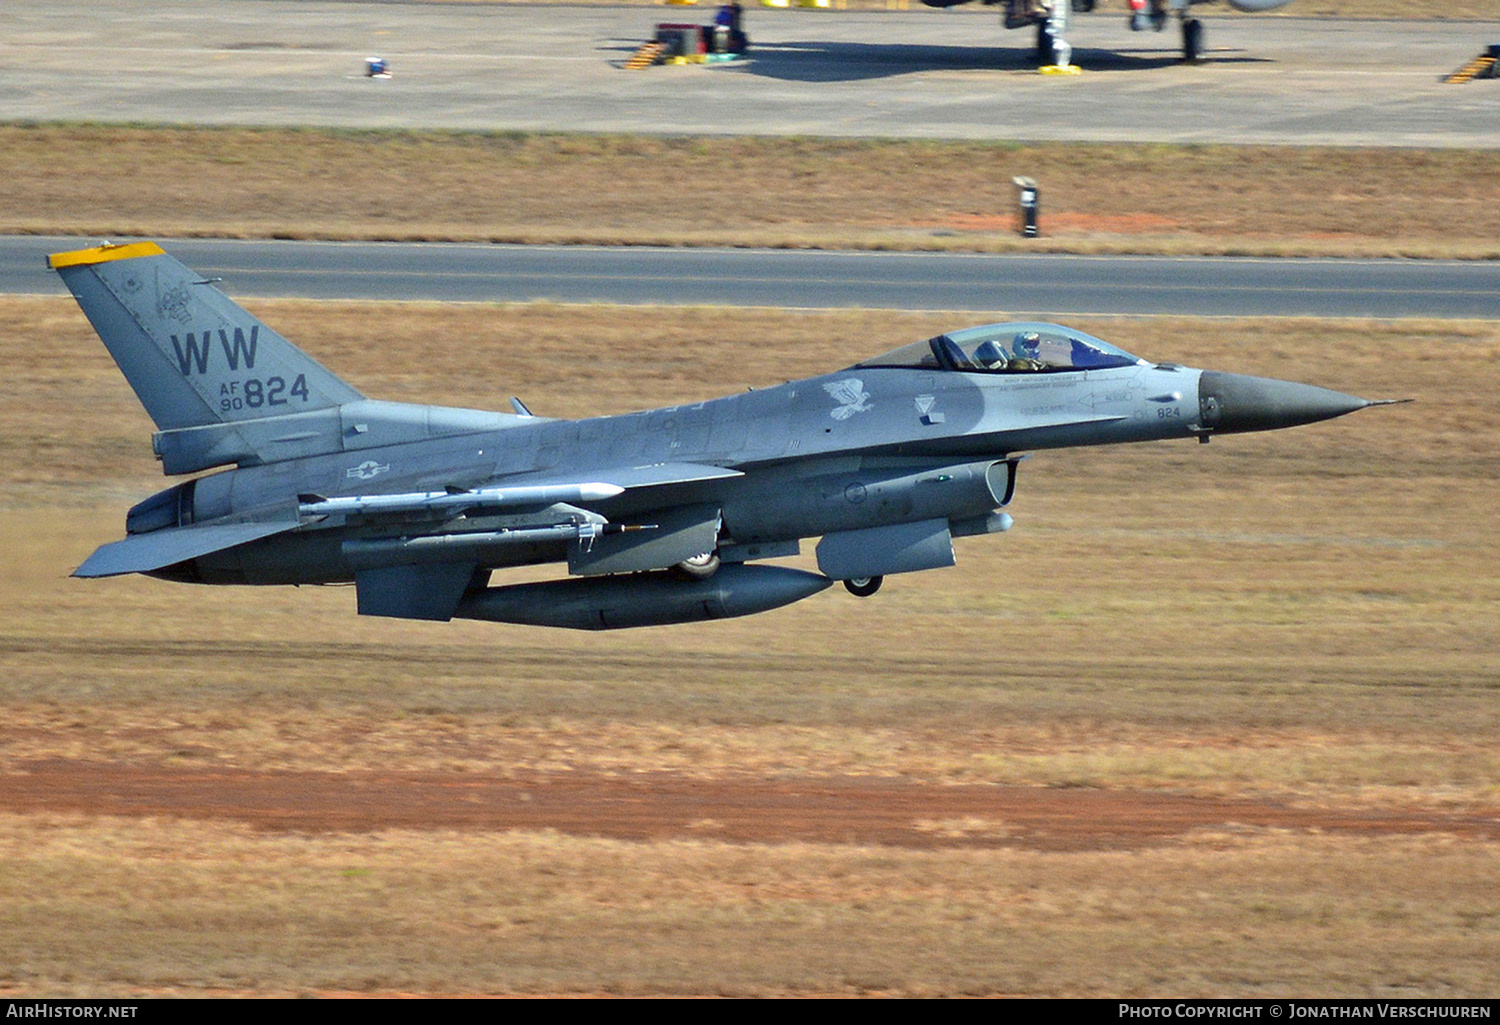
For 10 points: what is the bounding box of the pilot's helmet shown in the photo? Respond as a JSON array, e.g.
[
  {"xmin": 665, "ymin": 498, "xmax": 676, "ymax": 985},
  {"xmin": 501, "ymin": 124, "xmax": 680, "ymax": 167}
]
[
  {"xmin": 974, "ymin": 339, "xmax": 1007, "ymax": 369},
  {"xmin": 1014, "ymin": 331, "xmax": 1042, "ymax": 359}
]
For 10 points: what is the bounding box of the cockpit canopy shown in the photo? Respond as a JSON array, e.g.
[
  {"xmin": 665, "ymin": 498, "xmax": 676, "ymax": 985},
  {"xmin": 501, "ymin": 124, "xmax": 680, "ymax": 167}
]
[{"xmin": 851, "ymin": 322, "xmax": 1145, "ymax": 375}]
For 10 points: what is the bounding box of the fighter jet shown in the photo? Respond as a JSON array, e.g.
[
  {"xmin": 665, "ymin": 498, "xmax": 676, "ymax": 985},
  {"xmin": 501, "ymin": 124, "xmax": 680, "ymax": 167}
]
[
  {"xmin": 926, "ymin": 0, "xmax": 1296, "ymax": 68},
  {"xmin": 54, "ymin": 241, "xmax": 1392, "ymax": 630}
]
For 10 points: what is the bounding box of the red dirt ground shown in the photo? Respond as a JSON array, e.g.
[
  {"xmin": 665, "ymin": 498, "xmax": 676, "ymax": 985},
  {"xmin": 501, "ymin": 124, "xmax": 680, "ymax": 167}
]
[{"xmin": 6, "ymin": 760, "xmax": 1497, "ymax": 850}]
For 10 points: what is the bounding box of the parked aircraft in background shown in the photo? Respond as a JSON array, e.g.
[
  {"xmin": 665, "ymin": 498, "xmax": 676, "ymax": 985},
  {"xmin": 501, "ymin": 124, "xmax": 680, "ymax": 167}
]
[
  {"xmin": 55, "ymin": 241, "xmax": 1391, "ymax": 630},
  {"xmin": 922, "ymin": 0, "xmax": 1298, "ymax": 67}
]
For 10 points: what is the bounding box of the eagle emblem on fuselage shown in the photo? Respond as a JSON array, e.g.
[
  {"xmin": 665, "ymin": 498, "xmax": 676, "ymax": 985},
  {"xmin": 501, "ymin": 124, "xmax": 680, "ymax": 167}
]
[{"xmin": 823, "ymin": 378, "xmax": 873, "ymax": 420}]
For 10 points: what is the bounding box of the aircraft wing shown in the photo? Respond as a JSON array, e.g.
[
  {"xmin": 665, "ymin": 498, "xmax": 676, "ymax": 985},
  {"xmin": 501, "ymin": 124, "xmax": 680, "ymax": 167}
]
[
  {"xmin": 301, "ymin": 462, "xmax": 744, "ymax": 520},
  {"xmin": 74, "ymin": 519, "xmax": 302, "ymax": 578},
  {"xmin": 505, "ymin": 461, "xmax": 745, "ymax": 491},
  {"xmin": 77, "ymin": 460, "xmax": 744, "ymax": 600}
]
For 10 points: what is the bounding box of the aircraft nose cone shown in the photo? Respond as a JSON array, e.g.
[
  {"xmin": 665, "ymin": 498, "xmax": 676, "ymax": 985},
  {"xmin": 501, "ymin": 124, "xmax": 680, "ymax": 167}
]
[{"xmin": 1198, "ymin": 371, "xmax": 1373, "ymax": 435}]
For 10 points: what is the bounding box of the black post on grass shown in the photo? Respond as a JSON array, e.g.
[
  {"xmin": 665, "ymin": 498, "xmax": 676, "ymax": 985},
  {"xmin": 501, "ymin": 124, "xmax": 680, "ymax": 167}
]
[{"xmin": 1012, "ymin": 176, "xmax": 1039, "ymax": 238}]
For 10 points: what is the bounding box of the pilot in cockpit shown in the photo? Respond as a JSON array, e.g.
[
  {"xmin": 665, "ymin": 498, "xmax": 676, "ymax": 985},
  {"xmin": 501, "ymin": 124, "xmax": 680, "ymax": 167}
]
[
  {"xmin": 1009, "ymin": 331, "xmax": 1045, "ymax": 371},
  {"xmin": 973, "ymin": 331, "xmax": 1046, "ymax": 372}
]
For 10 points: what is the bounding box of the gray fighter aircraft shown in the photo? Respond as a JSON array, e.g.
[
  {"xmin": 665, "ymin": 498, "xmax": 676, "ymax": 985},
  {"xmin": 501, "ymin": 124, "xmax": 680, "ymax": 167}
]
[
  {"xmin": 926, "ymin": 0, "xmax": 1296, "ymax": 68},
  {"xmin": 56, "ymin": 241, "xmax": 1392, "ymax": 630}
]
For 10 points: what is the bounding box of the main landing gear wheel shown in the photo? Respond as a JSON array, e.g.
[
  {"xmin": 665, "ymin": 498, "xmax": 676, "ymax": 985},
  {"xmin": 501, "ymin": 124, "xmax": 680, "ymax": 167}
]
[
  {"xmin": 843, "ymin": 576, "xmax": 883, "ymax": 598},
  {"xmin": 1181, "ymin": 17, "xmax": 1202, "ymax": 62},
  {"xmin": 673, "ymin": 552, "xmax": 720, "ymax": 580}
]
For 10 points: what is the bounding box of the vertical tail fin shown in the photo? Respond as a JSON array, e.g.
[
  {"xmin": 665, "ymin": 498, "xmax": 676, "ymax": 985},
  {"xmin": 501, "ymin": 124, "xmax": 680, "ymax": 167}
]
[{"xmin": 50, "ymin": 242, "xmax": 364, "ymax": 432}]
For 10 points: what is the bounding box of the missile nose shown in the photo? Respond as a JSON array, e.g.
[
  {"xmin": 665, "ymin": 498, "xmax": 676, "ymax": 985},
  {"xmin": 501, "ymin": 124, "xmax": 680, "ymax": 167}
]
[{"xmin": 1197, "ymin": 371, "xmax": 1378, "ymax": 435}]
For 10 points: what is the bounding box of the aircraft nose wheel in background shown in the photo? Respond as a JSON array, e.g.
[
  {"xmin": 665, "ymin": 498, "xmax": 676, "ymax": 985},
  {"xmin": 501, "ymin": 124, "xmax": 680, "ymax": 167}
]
[
  {"xmin": 673, "ymin": 551, "xmax": 721, "ymax": 580},
  {"xmin": 844, "ymin": 576, "xmax": 883, "ymax": 598}
]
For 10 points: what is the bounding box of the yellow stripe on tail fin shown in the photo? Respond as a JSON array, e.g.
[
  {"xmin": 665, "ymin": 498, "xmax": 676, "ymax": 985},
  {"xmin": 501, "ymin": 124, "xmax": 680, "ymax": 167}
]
[{"xmin": 47, "ymin": 241, "xmax": 166, "ymax": 270}]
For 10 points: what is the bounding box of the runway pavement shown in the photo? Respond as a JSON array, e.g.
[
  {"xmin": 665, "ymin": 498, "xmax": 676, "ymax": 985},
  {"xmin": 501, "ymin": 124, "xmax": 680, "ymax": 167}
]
[
  {"xmin": 3, "ymin": 1, "xmax": 1498, "ymax": 146},
  {"xmin": 8, "ymin": 236, "xmax": 1498, "ymax": 318}
]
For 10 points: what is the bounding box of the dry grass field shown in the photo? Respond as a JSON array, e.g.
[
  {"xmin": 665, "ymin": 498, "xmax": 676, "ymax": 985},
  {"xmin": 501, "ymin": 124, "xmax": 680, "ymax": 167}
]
[
  {"xmin": 6, "ymin": 125, "xmax": 1499, "ymax": 258},
  {"xmin": 1, "ymin": 296, "xmax": 1496, "ymax": 996}
]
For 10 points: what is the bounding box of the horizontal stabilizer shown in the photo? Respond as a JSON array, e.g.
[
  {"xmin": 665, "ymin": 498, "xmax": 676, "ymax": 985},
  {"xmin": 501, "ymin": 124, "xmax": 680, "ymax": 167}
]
[{"xmin": 74, "ymin": 520, "xmax": 301, "ymax": 578}]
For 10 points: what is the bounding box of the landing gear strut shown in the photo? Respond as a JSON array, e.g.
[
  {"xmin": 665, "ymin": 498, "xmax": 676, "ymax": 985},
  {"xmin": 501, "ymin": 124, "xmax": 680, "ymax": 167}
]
[
  {"xmin": 1035, "ymin": 19, "xmax": 1055, "ymax": 67},
  {"xmin": 1015, "ymin": 1, "xmax": 1073, "ymax": 70},
  {"xmin": 1044, "ymin": 3, "xmax": 1071, "ymax": 69},
  {"xmin": 1130, "ymin": 2, "xmax": 1205, "ymax": 63},
  {"xmin": 1181, "ymin": 16, "xmax": 1202, "ymax": 62}
]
